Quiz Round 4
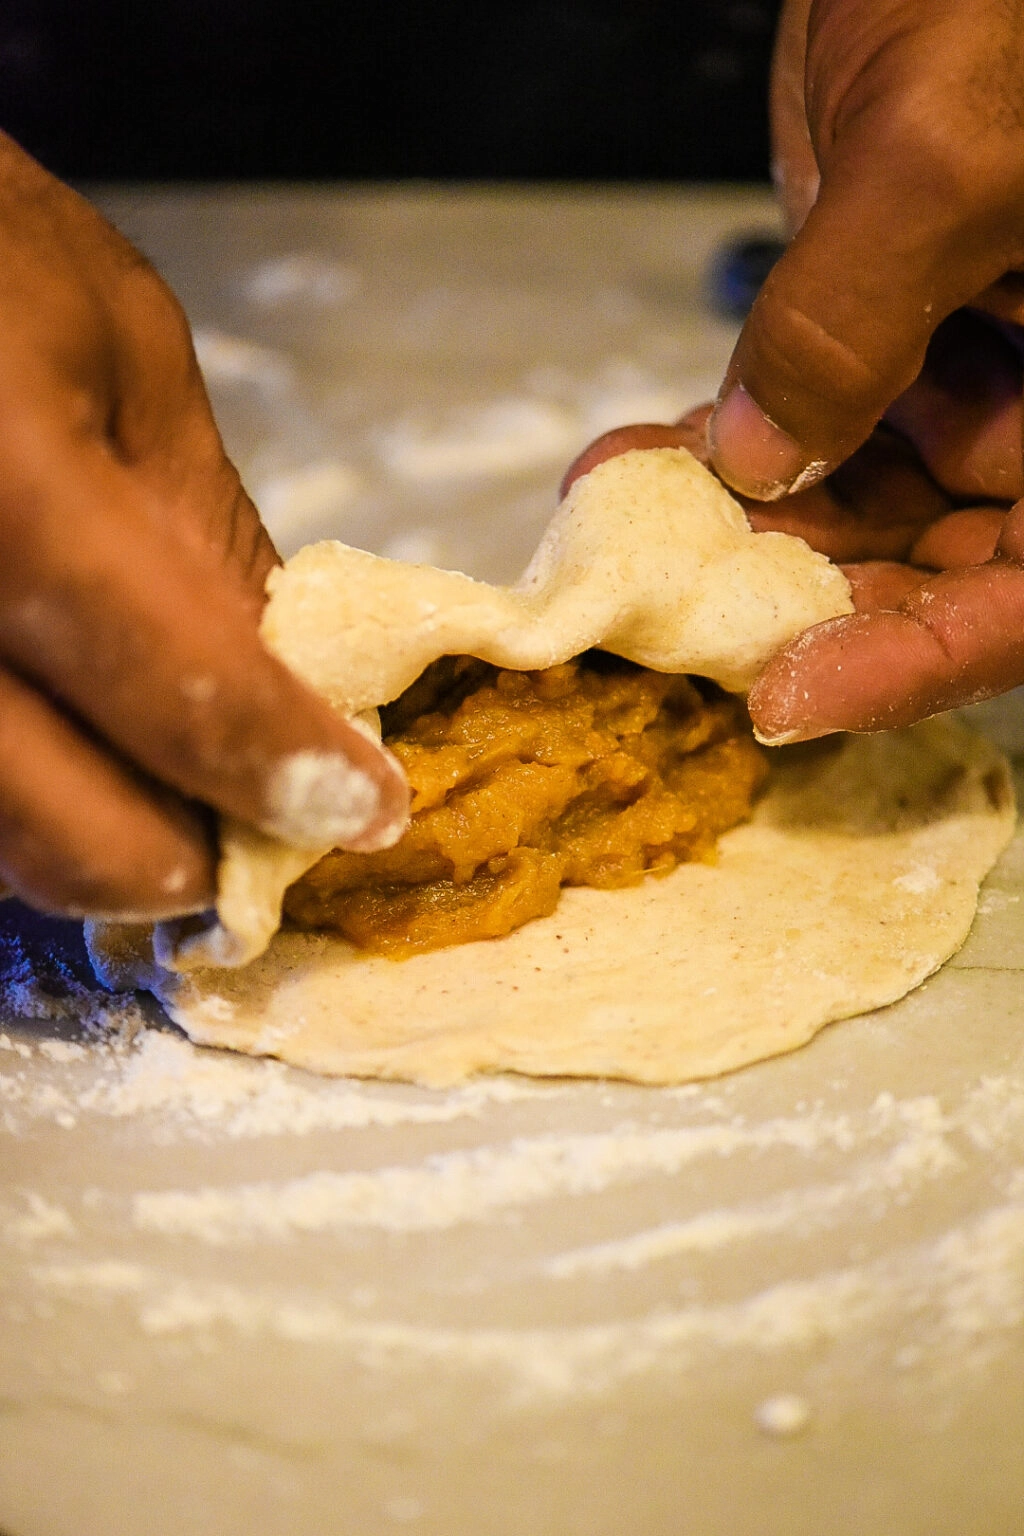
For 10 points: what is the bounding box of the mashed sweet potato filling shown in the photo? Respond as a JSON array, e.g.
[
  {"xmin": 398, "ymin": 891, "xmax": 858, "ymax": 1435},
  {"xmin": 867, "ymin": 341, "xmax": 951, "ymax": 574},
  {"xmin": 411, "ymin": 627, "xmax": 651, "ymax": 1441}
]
[{"xmin": 283, "ymin": 653, "xmax": 768, "ymax": 956}]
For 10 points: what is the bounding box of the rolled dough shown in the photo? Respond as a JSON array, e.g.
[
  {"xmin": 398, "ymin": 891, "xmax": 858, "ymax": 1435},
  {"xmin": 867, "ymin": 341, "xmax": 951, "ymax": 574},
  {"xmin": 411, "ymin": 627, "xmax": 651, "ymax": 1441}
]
[
  {"xmin": 86, "ymin": 447, "xmax": 1015, "ymax": 1086},
  {"xmin": 89, "ymin": 719, "xmax": 1014, "ymax": 1086}
]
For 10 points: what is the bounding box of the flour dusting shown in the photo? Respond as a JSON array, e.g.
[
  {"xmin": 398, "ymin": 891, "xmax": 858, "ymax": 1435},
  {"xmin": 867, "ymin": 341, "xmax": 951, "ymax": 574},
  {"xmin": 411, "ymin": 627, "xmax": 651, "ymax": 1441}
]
[
  {"xmin": 30, "ymin": 1198, "xmax": 1024, "ymax": 1402},
  {"xmin": 128, "ymin": 1095, "xmax": 969, "ymax": 1244}
]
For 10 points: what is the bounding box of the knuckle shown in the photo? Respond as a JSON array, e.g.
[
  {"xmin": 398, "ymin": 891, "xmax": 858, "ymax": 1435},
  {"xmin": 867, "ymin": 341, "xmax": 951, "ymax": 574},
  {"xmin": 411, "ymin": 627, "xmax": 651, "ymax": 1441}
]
[{"xmin": 863, "ymin": 94, "xmax": 1018, "ymax": 222}]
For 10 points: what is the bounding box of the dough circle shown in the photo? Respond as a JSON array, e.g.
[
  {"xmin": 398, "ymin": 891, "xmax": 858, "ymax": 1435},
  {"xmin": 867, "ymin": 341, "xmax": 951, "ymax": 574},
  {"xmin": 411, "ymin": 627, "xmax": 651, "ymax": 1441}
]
[{"xmin": 91, "ymin": 719, "xmax": 1013, "ymax": 1087}]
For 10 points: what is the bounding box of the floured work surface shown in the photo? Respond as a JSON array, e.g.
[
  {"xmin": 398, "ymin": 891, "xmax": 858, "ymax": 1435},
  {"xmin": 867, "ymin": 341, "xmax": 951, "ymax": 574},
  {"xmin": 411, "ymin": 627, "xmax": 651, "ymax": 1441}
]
[
  {"xmin": 4, "ymin": 808, "xmax": 1024, "ymax": 1536},
  {"xmin": 2, "ymin": 187, "xmax": 1024, "ymax": 1536}
]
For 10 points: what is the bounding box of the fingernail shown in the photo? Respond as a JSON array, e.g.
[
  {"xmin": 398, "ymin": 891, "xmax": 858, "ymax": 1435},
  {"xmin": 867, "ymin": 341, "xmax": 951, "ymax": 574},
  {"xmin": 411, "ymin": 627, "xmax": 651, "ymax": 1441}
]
[
  {"xmin": 747, "ymin": 669, "xmax": 825, "ymax": 746},
  {"xmin": 751, "ymin": 724, "xmax": 822, "ymax": 746},
  {"xmin": 746, "ymin": 666, "xmax": 841, "ymax": 749},
  {"xmin": 751, "ymin": 724, "xmax": 803, "ymax": 746},
  {"xmin": 708, "ymin": 384, "xmax": 807, "ymax": 500},
  {"xmin": 263, "ymin": 749, "xmax": 394, "ymax": 850}
]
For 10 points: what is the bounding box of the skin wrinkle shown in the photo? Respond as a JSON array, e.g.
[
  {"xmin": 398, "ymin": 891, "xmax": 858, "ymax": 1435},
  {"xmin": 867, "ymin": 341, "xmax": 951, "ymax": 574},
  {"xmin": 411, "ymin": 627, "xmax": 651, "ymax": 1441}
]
[
  {"xmin": 748, "ymin": 286, "xmax": 889, "ymax": 409},
  {"xmin": 806, "ymin": 9, "xmax": 921, "ymax": 162},
  {"xmin": 807, "ymin": 2, "xmax": 1024, "ymax": 177},
  {"xmin": 970, "ymin": 0, "xmax": 1024, "ymax": 136},
  {"xmin": 753, "ymin": 556, "xmax": 1024, "ymax": 738},
  {"xmin": 903, "ymin": 590, "xmax": 963, "ymax": 673}
]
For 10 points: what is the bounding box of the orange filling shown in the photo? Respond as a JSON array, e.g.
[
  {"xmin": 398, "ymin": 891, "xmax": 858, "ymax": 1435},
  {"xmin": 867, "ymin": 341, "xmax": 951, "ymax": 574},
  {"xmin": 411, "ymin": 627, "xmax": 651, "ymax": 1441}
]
[{"xmin": 284, "ymin": 653, "xmax": 768, "ymax": 956}]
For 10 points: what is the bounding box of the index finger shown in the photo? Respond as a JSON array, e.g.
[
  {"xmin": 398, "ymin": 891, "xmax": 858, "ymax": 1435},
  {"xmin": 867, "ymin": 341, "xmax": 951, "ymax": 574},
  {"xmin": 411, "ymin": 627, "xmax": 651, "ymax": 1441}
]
[{"xmin": 749, "ymin": 549, "xmax": 1024, "ymax": 741}]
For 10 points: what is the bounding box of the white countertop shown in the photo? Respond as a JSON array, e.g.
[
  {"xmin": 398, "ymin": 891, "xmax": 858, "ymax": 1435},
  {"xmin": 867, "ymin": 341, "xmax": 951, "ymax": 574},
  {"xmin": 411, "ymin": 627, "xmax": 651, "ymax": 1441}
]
[{"xmin": 1, "ymin": 186, "xmax": 1022, "ymax": 1536}]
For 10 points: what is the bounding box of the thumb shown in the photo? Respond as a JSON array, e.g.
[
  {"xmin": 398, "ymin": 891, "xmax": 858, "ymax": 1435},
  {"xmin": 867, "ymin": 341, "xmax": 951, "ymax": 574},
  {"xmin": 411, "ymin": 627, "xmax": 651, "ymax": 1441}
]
[{"xmin": 708, "ymin": 143, "xmax": 1007, "ymax": 501}]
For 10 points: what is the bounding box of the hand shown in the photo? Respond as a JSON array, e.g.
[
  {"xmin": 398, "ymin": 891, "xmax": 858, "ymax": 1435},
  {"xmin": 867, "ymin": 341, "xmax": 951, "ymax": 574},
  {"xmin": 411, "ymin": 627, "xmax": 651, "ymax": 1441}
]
[
  {"xmin": 708, "ymin": 0, "xmax": 1024, "ymax": 500},
  {"xmin": 707, "ymin": 0, "xmax": 1024, "ymax": 738},
  {"xmin": 562, "ymin": 389, "xmax": 1024, "ymax": 738},
  {"xmin": 569, "ymin": 0, "xmax": 1024, "ymax": 740},
  {"xmin": 0, "ymin": 135, "xmax": 407, "ymax": 921}
]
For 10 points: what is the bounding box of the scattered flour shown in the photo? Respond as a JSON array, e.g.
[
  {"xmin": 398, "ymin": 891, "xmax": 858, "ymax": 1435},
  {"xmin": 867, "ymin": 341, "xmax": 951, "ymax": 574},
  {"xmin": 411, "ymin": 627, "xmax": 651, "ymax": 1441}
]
[
  {"xmin": 241, "ymin": 253, "xmax": 360, "ymax": 309},
  {"xmin": 379, "ymin": 528, "xmax": 449, "ymax": 566},
  {"xmin": 3, "ymin": 1016, "xmax": 1023, "ymax": 1409},
  {"xmin": 574, "ymin": 360, "xmax": 701, "ymax": 440},
  {"xmin": 542, "ymin": 1132, "xmax": 959, "ymax": 1280},
  {"xmin": 36, "ymin": 1040, "xmax": 88, "ymax": 1064},
  {"xmin": 256, "ymin": 460, "xmax": 362, "ymax": 531},
  {"xmin": 0, "ymin": 955, "xmax": 145, "ymax": 1034},
  {"xmin": 2, "ymin": 1193, "xmax": 76, "ymax": 1246},
  {"xmin": 373, "ymin": 367, "xmax": 714, "ymax": 485},
  {"xmin": 377, "ymin": 399, "xmax": 579, "ymax": 481},
  {"xmin": 36, "ymin": 1261, "xmax": 148, "ymax": 1294},
  {"xmin": 977, "ymin": 890, "xmax": 1022, "ymax": 917},
  {"xmin": 192, "ymin": 329, "xmax": 294, "ymax": 393},
  {"xmin": 129, "ymin": 1098, "xmax": 963, "ymax": 1244},
  {"xmin": 3, "ymin": 1005, "xmax": 1024, "ymax": 1409},
  {"xmin": 30, "ymin": 1198, "xmax": 1024, "ymax": 1402},
  {"xmin": 755, "ymin": 1394, "xmax": 811, "ymax": 1436},
  {"xmin": 0, "ymin": 1028, "xmax": 554, "ymax": 1138},
  {"xmin": 893, "ymin": 865, "xmax": 942, "ymax": 896}
]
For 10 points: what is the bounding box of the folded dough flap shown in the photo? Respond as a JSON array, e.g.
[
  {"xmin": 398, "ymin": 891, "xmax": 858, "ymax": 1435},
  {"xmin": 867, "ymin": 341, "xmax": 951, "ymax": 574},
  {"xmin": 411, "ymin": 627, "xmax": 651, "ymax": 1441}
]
[{"xmin": 87, "ymin": 447, "xmax": 852, "ymax": 983}]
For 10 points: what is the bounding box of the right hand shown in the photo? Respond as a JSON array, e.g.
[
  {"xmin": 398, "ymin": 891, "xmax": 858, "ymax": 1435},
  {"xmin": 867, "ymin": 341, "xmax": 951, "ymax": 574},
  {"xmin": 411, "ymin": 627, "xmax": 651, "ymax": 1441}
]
[
  {"xmin": 0, "ymin": 135, "xmax": 407, "ymax": 922},
  {"xmin": 561, "ymin": 392, "xmax": 1024, "ymax": 739},
  {"xmin": 702, "ymin": 0, "xmax": 1024, "ymax": 739},
  {"xmin": 707, "ymin": 0, "xmax": 1024, "ymax": 503},
  {"xmin": 569, "ymin": 0, "xmax": 1024, "ymax": 742}
]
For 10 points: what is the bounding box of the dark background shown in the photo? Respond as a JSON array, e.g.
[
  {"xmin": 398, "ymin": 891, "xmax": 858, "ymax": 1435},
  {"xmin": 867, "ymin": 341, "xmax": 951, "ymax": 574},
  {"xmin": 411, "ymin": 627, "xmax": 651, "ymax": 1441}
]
[{"xmin": 0, "ymin": 1, "xmax": 781, "ymax": 182}]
